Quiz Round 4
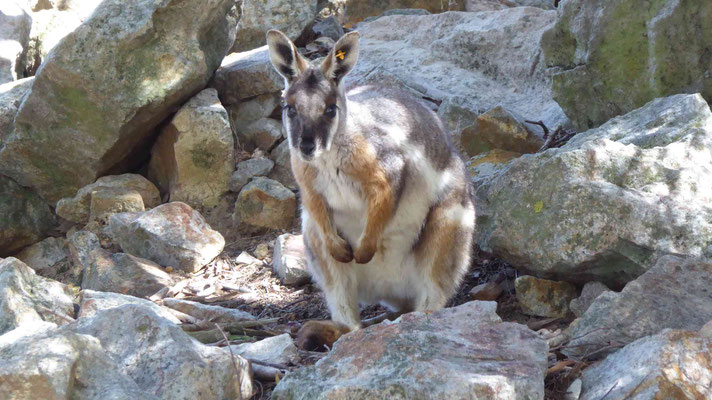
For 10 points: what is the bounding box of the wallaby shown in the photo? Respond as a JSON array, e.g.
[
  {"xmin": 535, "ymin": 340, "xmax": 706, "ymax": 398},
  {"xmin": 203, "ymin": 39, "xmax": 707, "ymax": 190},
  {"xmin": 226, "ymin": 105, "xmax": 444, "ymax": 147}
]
[{"xmin": 267, "ymin": 30, "xmax": 475, "ymax": 350}]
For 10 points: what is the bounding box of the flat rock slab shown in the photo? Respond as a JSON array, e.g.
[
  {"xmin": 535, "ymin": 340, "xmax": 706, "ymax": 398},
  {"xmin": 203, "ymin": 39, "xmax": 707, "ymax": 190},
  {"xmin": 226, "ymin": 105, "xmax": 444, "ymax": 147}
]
[
  {"xmin": 580, "ymin": 329, "xmax": 712, "ymax": 400},
  {"xmin": 78, "ymin": 290, "xmax": 180, "ymax": 323},
  {"xmin": 273, "ymin": 301, "xmax": 548, "ymax": 399},
  {"xmin": 565, "ymin": 256, "xmax": 712, "ymax": 359}
]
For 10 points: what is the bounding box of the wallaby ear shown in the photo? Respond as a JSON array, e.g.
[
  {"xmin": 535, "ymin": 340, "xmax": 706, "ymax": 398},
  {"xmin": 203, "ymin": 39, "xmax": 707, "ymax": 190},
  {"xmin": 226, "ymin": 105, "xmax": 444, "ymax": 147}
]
[
  {"xmin": 321, "ymin": 31, "xmax": 359, "ymax": 85},
  {"xmin": 266, "ymin": 30, "xmax": 308, "ymax": 86}
]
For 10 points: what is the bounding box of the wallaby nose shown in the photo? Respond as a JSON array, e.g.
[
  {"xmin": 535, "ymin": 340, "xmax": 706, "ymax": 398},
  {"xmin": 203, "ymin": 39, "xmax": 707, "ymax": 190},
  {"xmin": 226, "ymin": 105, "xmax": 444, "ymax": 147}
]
[{"xmin": 300, "ymin": 138, "xmax": 316, "ymax": 156}]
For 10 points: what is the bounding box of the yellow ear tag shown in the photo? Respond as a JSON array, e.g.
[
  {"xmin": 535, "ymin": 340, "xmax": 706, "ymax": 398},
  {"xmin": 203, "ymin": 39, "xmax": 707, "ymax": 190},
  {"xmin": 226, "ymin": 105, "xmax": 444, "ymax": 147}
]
[{"xmin": 335, "ymin": 50, "xmax": 346, "ymax": 60}]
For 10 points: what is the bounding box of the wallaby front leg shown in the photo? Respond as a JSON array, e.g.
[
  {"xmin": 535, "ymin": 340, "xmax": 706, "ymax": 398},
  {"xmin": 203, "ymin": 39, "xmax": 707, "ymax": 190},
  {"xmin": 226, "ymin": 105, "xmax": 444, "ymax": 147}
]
[
  {"xmin": 293, "ymin": 159, "xmax": 353, "ymax": 262},
  {"xmin": 347, "ymin": 135, "xmax": 395, "ymax": 264}
]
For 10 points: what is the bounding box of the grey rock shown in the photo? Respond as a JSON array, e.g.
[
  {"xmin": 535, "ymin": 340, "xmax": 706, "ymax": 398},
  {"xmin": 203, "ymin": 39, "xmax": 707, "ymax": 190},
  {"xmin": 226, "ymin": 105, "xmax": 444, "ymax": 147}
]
[
  {"xmin": 580, "ymin": 329, "xmax": 712, "ymax": 400},
  {"xmin": 88, "ymin": 188, "xmax": 145, "ymax": 223},
  {"xmin": 273, "ymin": 301, "xmax": 548, "ymax": 399},
  {"xmin": 238, "ymin": 117, "xmax": 284, "ymax": 152},
  {"xmin": 78, "ymin": 289, "xmax": 180, "ymax": 323},
  {"xmin": 213, "ymin": 47, "xmax": 284, "ymax": 105},
  {"xmin": 475, "ymin": 94, "xmax": 712, "ymax": 286},
  {"xmin": 0, "ymin": 327, "xmax": 154, "ymax": 400},
  {"xmin": 161, "ymin": 298, "xmax": 255, "ymax": 323},
  {"xmin": 234, "ymin": 177, "xmax": 296, "ymax": 230},
  {"xmin": 272, "ymin": 234, "xmax": 311, "ymax": 286},
  {"xmin": 0, "ymin": 257, "xmax": 74, "ymax": 335},
  {"xmin": 269, "ymin": 140, "xmax": 298, "ymax": 190},
  {"xmin": 0, "ymin": 77, "xmax": 32, "ymax": 142},
  {"xmin": 565, "ymin": 256, "xmax": 712, "ymax": 360},
  {"xmin": 345, "ymin": 1, "xmax": 463, "ymax": 25},
  {"xmin": 0, "ymin": 2, "xmax": 31, "ymax": 83},
  {"xmin": 230, "ymin": 333, "xmax": 298, "ymax": 366},
  {"xmin": 227, "ymin": 92, "xmax": 281, "ymax": 127},
  {"xmin": 313, "ymin": 15, "xmax": 344, "ymax": 41},
  {"xmin": 568, "ymin": 282, "xmax": 610, "ymax": 318},
  {"xmin": 231, "ymin": 0, "xmax": 317, "ymax": 53},
  {"xmin": 0, "ymin": 0, "xmax": 239, "ymax": 203},
  {"xmin": 542, "ymin": 0, "xmax": 712, "ymax": 130},
  {"xmin": 72, "ymin": 304, "xmax": 254, "ymax": 399},
  {"xmin": 56, "ymin": 174, "xmax": 160, "ymax": 225},
  {"xmin": 0, "ymin": 175, "xmax": 56, "ymax": 256},
  {"xmin": 81, "ymin": 251, "xmax": 174, "ymax": 298},
  {"xmin": 229, "ymin": 157, "xmax": 275, "ymax": 192},
  {"xmin": 348, "ymin": 8, "xmax": 568, "ymax": 142},
  {"xmin": 15, "ymin": 236, "xmax": 69, "ymax": 276},
  {"xmin": 108, "ymin": 202, "xmax": 225, "ymax": 273}
]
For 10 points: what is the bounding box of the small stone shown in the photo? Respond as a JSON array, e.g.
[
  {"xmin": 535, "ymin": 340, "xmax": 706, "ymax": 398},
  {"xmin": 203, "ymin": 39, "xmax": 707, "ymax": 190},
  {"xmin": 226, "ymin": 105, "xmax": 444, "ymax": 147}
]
[
  {"xmin": 238, "ymin": 118, "xmax": 283, "ymax": 152},
  {"xmin": 254, "ymin": 243, "xmax": 271, "ymax": 260},
  {"xmin": 229, "ymin": 158, "xmax": 275, "ymax": 192},
  {"xmin": 81, "ymin": 251, "xmax": 175, "ymax": 298},
  {"xmin": 230, "ymin": 333, "xmax": 298, "ymax": 366},
  {"xmin": 568, "ymin": 281, "xmax": 610, "ymax": 318},
  {"xmin": 234, "ymin": 178, "xmax": 296, "ymax": 230},
  {"xmin": 272, "ymin": 234, "xmax": 311, "ymax": 286},
  {"xmin": 108, "ymin": 202, "xmax": 225, "ymax": 273},
  {"xmin": 56, "ymin": 174, "xmax": 160, "ymax": 225},
  {"xmin": 235, "ymin": 251, "xmax": 262, "ymax": 265},
  {"xmin": 461, "ymin": 106, "xmax": 544, "ymax": 157},
  {"xmin": 165, "ymin": 266, "xmax": 173, "ymax": 273},
  {"xmin": 700, "ymin": 320, "xmax": 712, "ymax": 338},
  {"xmin": 515, "ymin": 276, "xmax": 576, "ymax": 318},
  {"xmin": 89, "ymin": 188, "xmax": 145, "ymax": 223},
  {"xmin": 468, "ymin": 281, "xmax": 503, "ymax": 301}
]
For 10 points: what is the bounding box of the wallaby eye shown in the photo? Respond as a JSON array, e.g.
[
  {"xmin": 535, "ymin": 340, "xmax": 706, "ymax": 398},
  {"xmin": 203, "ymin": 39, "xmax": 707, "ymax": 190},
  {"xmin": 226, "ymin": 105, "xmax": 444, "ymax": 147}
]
[
  {"xmin": 324, "ymin": 104, "xmax": 338, "ymax": 118},
  {"xmin": 284, "ymin": 104, "xmax": 297, "ymax": 118}
]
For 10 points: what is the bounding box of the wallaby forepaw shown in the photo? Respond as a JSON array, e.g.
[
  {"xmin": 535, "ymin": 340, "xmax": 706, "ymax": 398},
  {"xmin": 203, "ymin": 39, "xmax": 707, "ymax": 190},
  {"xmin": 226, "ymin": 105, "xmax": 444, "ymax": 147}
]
[
  {"xmin": 296, "ymin": 320, "xmax": 351, "ymax": 352},
  {"xmin": 353, "ymin": 243, "xmax": 376, "ymax": 264},
  {"xmin": 328, "ymin": 239, "xmax": 353, "ymax": 263}
]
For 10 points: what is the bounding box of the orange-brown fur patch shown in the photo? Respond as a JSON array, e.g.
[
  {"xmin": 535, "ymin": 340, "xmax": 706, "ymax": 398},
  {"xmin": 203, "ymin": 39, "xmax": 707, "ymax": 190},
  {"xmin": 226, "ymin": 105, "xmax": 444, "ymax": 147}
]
[
  {"xmin": 342, "ymin": 133, "xmax": 395, "ymax": 263},
  {"xmin": 414, "ymin": 188, "xmax": 467, "ymax": 296},
  {"xmin": 296, "ymin": 320, "xmax": 351, "ymax": 351}
]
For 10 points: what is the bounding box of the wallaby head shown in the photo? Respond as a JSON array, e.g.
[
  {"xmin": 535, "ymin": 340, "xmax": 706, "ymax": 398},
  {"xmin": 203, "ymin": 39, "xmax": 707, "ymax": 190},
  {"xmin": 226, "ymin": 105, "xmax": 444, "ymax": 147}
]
[{"xmin": 266, "ymin": 30, "xmax": 359, "ymax": 161}]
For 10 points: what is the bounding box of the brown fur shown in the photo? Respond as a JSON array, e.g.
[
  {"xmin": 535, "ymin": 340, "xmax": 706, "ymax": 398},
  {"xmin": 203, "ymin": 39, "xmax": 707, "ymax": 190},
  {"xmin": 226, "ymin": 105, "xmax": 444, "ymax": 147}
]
[
  {"xmin": 341, "ymin": 133, "xmax": 395, "ymax": 263},
  {"xmin": 296, "ymin": 320, "xmax": 351, "ymax": 351}
]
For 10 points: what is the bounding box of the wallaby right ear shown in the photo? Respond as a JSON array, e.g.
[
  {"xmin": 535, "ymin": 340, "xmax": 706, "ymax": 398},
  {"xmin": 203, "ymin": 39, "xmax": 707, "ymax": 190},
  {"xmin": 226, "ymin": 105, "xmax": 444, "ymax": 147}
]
[{"xmin": 266, "ymin": 30, "xmax": 308, "ymax": 86}]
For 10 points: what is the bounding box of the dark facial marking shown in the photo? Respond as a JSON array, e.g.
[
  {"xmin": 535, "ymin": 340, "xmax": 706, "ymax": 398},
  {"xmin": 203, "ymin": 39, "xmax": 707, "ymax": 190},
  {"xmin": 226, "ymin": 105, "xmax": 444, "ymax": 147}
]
[{"xmin": 279, "ymin": 65, "xmax": 294, "ymax": 78}]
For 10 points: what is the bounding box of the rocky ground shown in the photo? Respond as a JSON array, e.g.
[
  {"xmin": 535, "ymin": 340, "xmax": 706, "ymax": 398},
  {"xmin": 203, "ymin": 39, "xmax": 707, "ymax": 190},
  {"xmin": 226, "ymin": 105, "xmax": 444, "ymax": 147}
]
[{"xmin": 2, "ymin": 0, "xmax": 712, "ymax": 399}]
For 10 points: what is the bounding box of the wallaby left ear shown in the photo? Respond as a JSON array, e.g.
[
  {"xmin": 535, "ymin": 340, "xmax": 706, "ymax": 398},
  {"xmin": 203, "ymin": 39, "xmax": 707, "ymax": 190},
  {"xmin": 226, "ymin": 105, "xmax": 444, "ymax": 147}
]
[
  {"xmin": 267, "ymin": 29, "xmax": 309, "ymax": 86},
  {"xmin": 321, "ymin": 31, "xmax": 359, "ymax": 85}
]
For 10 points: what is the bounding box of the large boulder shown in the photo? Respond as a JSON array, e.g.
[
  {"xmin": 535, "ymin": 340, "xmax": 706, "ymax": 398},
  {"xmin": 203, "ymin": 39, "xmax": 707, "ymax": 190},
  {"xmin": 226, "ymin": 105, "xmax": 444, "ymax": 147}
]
[
  {"xmin": 56, "ymin": 174, "xmax": 160, "ymax": 225},
  {"xmin": 0, "ymin": 2, "xmax": 31, "ymax": 84},
  {"xmin": 272, "ymin": 301, "xmax": 548, "ymax": 399},
  {"xmin": 564, "ymin": 256, "xmax": 712, "ymax": 360},
  {"xmin": 80, "ymin": 250, "xmax": 175, "ymax": 298},
  {"xmin": 0, "ymin": 175, "xmax": 56, "ymax": 257},
  {"xmin": 348, "ymin": 8, "xmax": 568, "ymax": 144},
  {"xmin": 148, "ymin": 89, "xmax": 235, "ymax": 210},
  {"xmin": 474, "ymin": 94, "xmax": 712, "ymax": 287},
  {"xmin": 343, "ymin": 0, "xmax": 466, "ymax": 25},
  {"xmin": 0, "ymin": 0, "xmax": 239, "ymax": 203},
  {"xmin": 542, "ymin": 0, "xmax": 712, "ymax": 130},
  {"xmin": 108, "ymin": 202, "xmax": 225, "ymax": 273},
  {"xmin": 0, "ymin": 257, "xmax": 74, "ymax": 335},
  {"xmin": 579, "ymin": 329, "xmax": 712, "ymax": 400},
  {"xmin": 231, "ymin": 0, "xmax": 317, "ymax": 53},
  {"xmin": 72, "ymin": 304, "xmax": 254, "ymax": 399},
  {"xmin": 78, "ymin": 289, "xmax": 180, "ymax": 323},
  {"xmin": 15, "ymin": 236, "xmax": 70, "ymax": 277}
]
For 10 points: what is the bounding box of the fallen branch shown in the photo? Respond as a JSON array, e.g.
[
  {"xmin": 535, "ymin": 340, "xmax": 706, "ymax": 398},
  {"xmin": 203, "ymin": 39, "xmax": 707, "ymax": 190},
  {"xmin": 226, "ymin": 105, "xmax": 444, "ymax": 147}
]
[{"xmin": 215, "ymin": 323, "xmax": 245, "ymax": 399}]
